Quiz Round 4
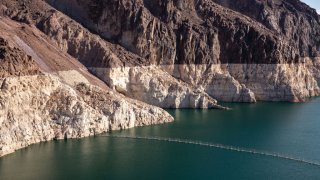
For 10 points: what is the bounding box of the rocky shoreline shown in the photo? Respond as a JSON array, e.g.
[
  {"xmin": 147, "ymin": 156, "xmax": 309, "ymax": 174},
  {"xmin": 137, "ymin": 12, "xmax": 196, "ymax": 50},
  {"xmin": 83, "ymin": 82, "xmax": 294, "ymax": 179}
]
[{"xmin": 0, "ymin": 0, "xmax": 320, "ymax": 157}]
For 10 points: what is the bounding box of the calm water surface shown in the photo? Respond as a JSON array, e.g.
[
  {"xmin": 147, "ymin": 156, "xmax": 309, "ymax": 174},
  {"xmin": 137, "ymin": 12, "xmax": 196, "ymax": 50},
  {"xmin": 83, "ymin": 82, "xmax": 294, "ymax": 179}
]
[{"xmin": 1, "ymin": 98, "xmax": 320, "ymax": 179}]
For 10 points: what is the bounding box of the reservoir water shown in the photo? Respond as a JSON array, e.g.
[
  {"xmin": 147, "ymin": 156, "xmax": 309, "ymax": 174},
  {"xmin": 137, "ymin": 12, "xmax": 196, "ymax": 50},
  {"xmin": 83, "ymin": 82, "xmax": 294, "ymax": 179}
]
[{"xmin": 1, "ymin": 98, "xmax": 320, "ymax": 179}]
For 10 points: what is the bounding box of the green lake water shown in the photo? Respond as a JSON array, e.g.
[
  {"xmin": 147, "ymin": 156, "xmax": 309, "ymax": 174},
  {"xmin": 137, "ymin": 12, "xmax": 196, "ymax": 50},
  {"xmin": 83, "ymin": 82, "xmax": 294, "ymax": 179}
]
[{"xmin": 1, "ymin": 98, "xmax": 320, "ymax": 179}]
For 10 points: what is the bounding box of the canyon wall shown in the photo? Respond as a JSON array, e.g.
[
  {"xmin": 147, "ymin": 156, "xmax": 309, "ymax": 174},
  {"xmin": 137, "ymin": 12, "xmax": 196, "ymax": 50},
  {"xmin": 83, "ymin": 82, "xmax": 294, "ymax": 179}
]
[
  {"xmin": 0, "ymin": 0, "xmax": 320, "ymax": 156},
  {"xmin": 43, "ymin": 0, "xmax": 320, "ymax": 101},
  {"xmin": 0, "ymin": 17, "xmax": 172, "ymax": 157}
]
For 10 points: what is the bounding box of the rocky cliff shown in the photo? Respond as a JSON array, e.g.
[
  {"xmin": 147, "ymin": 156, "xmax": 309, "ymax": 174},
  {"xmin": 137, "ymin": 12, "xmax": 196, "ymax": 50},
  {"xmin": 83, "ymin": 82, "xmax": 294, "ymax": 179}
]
[
  {"xmin": 213, "ymin": 0, "xmax": 320, "ymax": 58},
  {"xmin": 0, "ymin": 16, "xmax": 173, "ymax": 157},
  {"xmin": 42, "ymin": 0, "xmax": 320, "ymax": 101},
  {"xmin": 0, "ymin": 0, "xmax": 319, "ymax": 156}
]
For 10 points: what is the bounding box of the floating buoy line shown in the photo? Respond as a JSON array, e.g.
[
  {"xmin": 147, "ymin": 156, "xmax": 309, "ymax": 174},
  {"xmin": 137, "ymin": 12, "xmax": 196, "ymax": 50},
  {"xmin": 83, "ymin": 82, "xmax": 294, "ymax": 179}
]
[{"xmin": 99, "ymin": 134, "xmax": 320, "ymax": 168}]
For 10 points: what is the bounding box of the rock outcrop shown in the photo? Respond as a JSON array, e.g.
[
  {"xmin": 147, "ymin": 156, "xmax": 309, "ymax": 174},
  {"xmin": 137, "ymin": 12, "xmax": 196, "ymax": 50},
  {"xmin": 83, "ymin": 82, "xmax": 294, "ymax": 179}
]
[{"xmin": 0, "ymin": 0, "xmax": 320, "ymax": 156}]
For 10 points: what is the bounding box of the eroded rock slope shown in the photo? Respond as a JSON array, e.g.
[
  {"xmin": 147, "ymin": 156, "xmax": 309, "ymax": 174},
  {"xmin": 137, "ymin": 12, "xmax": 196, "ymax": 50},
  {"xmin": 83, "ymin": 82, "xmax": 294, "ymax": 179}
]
[{"xmin": 0, "ymin": 17, "xmax": 172, "ymax": 157}]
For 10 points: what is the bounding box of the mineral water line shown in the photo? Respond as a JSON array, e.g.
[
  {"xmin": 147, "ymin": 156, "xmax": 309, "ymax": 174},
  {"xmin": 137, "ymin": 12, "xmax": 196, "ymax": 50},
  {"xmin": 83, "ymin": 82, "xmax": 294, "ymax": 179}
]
[{"xmin": 100, "ymin": 134, "xmax": 320, "ymax": 168}]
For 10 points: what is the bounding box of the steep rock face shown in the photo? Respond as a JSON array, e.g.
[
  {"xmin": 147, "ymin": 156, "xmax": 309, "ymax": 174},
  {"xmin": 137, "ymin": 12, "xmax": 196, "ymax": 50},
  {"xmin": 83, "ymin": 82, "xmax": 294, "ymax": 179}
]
[
  {"xmin": 213, "ymin": 0, "xmax": 320, "ymax": 57},
  {"xmin": 0, "ymin": 0, "xmax": 319, "ymax": 157},
  {"xmin": 163, "ymin": 64, "xmax": 257, "ymax": 102},
  {"xmin": 164, "ymin": 63, "xmax": 320, "ymax": 102},
  {"xmin": 2, "ymin": 0, "xmax": 317, "ymax": 103},
  {"xmin": 227, "ymin": 63, "xmax": 319, "ymax": 101},
  {"xmin": 0, "ymin": 17, "xmax": 173, "ymax": 157},
  {"xmin": 91, "ymin": 66, "xmax": 224, "ymax": 108},
  {"xmin": 34, "ymin": 9, "xmax": 224, "ymax": 108},
  {"xmin": 46, "ymin": 0, "xmax": 300, "ymax": 64},
  {"xmin": 41, "ymin": 0, "xmax": 320, "ymax": 102},
  {"xmin": 307, "ymin": 57, "xmax": 320, "ymax": 85},
  {"xmin": 0, "ymin": 74, "xmax": 172, "ymax": 157}
]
